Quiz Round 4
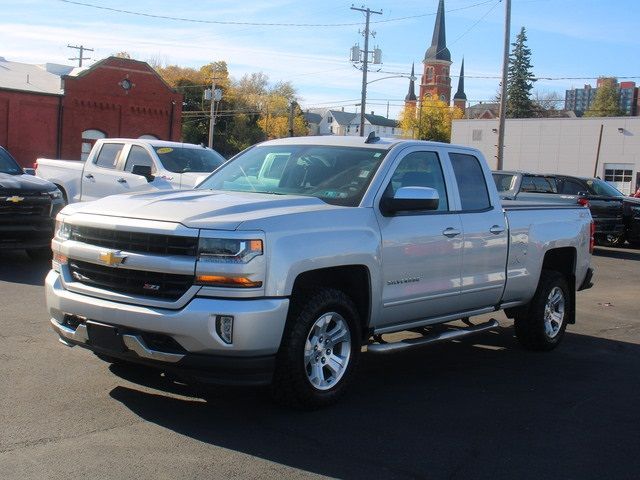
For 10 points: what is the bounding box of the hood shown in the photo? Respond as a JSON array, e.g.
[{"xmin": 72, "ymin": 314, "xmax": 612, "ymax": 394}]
[
  {"xmin": 0, "ymin": 172, "xmax": 56, "ymax": 192},
  {"xmin": 62, "ymin": 189, "xmax": 341, "ymax": 230},
  {"xmin": 623, "ymin": 196, "xmax": 640, "ymax": 206}
]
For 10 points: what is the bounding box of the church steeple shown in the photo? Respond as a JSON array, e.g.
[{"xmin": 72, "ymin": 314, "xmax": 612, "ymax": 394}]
[
  {"xmin": 424, "ymin": 0, "xmax": 451, "ymax": 62},
  {"xmin": 405, "ymin": 63, "xmax": 417, "ymax": 106},
  {"xmin": 453, "ymin": 58, "xmax": 467, "ymax": 113},
  {"xmin": 419, "ymin": 0, "xmax": 452, "ymax": 104}
]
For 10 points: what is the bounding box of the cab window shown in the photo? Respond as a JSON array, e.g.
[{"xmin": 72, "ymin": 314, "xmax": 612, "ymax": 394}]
[
  {"xmin": 449, "ymin": 153, "xmax": 491, "ymax": 211},
  {"xmin": 94, "ymin": 143, "xmax": 124, "ymax": 169},
  {"xmin": 124, "ymin": 145, "xmax": 155, "ymax": 173},
  {"xmin": 386, "ymin": 151, "xmax": 448, "ymax": 211}
]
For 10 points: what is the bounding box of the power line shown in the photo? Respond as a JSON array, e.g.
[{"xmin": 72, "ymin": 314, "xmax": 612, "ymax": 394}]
[{"xmin": 58, "ymin": 0, "xmax": 495, "ymax": 27}]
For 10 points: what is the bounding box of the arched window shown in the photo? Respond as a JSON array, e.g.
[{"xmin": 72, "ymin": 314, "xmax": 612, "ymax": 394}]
[
  {"xmin": 426, "ymin": 67, "xmax": 434, "ymax": 81},
  {"xmin": 138, "ymin": 134, "xmax": 158, "ymax": 140},
  {"xmin": 81, "ymin": 129, "xmax": 106, "ymax": 160}
]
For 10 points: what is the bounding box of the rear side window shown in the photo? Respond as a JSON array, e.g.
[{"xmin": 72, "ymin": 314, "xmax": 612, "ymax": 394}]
[
  {"xmin": 521, "ymin": 175, "xmax": 558, "ymax": 193},
  {"xmin": 449, "ymin": 153, "xmax": 491, "ymax": 211},
  {"xmin": 559, "ymin": 178, "xmax": 585, "ymax": 195},
  {"xmin": 124, "ymin": 145, "xmax": 155, "ymax": 172},
  {"xmin": 95, "ymin": 143, "xmax": 124, "ymax": 169}
]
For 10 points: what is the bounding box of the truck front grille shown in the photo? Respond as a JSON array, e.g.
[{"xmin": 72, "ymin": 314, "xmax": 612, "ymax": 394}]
[
  {"xmin": 67, "ymin": 225, "xmax": 198, "ymax": 256},
  {"xmin": 0, "ymin": 196, "xmax": 50, "ymax": 218},
  {"xmin": 68, "ymin": 259, "xmax": 194, "ymax": 301}
]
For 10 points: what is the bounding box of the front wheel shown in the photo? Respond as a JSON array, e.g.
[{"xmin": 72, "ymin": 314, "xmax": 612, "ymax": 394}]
[
  {"xmin": 271, "ymin": 288, "xmax": 361, "ymax": 409},
  {"xmin": 514, "ymin": 270, "xmax": 571, "ymax": 351}
]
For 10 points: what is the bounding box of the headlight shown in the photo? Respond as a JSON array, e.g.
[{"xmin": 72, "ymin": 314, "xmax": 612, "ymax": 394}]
[
  {"xmin": 45, "ymin": 189, "xmax": 63, "ymax": 200},
  {"xmin": 198, "ymin": 238, "xmax": 263, "ymax": 264},
  {"xmin": 55, "ymin": 219, "xmax": 71, "ymax": 240}
]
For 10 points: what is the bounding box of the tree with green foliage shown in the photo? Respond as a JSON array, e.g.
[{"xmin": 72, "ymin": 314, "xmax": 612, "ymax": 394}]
[
  {"xmin": 506, "ymin": 27, "xmax": 536, "ymax": 118},
  {"xmin": 585, "ymin": 78, "xmax": 623, "ymax": 117}
]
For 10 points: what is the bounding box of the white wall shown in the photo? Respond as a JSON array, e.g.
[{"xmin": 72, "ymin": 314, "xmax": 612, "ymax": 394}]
[{"xmin": 452, "ymin": 117, "xmax": 640, "ymax": 193}]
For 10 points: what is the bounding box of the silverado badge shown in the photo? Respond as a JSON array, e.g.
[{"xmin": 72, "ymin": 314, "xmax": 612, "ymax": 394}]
[
  {"xmin": 99, "ymin": 250, "xmax": 127, "ymax": 267},
  {"xmin": 6, "ymin": 196, "xmax": 25, "ymax": 203}
]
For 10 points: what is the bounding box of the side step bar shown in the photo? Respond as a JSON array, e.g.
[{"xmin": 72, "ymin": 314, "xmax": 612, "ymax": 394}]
[{"xmin": 367, "ymin": 319, "xmax": 499, "ymax": 354}]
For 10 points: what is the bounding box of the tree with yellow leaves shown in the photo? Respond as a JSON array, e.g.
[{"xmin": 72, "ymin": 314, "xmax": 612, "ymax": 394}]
[{"xmin": 399, "ymin": 96, "xmax": 463, "ymax": 142}]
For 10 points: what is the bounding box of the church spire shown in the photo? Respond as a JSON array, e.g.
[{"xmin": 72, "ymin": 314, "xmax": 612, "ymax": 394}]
[
  {"xmin": 424, "ymin": 0, "xmax": 451, "ymax": 62},
  {"xmin": 405, "ymin": 63, "xmax": 417, "ymax": 103},
  {"xmin": 454, "ymin": 58, "xmax": 466, "ymax": 101}
]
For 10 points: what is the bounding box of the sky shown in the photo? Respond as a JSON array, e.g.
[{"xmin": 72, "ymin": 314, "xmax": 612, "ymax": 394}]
[{"xmin": 2, "ymin": 0, "xmax": 640, "ymax": 119}]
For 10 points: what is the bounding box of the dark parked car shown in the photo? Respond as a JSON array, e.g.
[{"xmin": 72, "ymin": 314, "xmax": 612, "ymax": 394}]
[
  {"xmin": 493, "ymin": 171, "xmax": 633, "ymax": 247},
  {"xmin": 0, "ymin": 146, "xmax": 65, "ymax": 259}
]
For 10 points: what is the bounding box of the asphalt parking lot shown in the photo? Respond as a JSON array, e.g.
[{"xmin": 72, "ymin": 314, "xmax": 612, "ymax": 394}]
[{"xmin": 1, "ymin": 247, "xmax": 639, "ymax": 480}]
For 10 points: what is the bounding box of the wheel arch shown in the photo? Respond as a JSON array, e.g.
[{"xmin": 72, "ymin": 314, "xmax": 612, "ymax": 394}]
[{"xmin": 291, "ymin": 265, "xmax": 372, "ymax": 340}]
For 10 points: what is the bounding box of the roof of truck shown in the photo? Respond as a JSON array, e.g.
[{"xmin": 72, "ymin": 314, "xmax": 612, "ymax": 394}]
[
  {"xmin": 257, "ymin": 135, "xmax": 479, "ymax": 152},
  {"xmin": 100, "ymin": 139, "xmax": 208, "ymax": 149}
]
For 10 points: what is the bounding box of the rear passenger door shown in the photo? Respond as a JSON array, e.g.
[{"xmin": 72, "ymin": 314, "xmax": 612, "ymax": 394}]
[
  {"xmin": 448, "ymin": 152, "xmax": 508, "ymax": 310},
  {"xmin": 81, "ymin": 142, "xmax": 126, "ymax": 201},
  {"xmin": 375, "ymin": 148, "xmax": 463, "ymax": 328}
]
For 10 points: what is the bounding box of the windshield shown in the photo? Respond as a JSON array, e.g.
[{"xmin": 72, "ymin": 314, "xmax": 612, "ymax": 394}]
[
  {"xmin": 154, "ymin": 146, "xmax": 226, "ymax": 173},
  {"xmin": 587, "ymin": 178, "xmax": 625, "ymax": 197},
  {"xmin": 493, "ymin": 173, "xmax": 517, "ymax": 192},
  {"xmin": 0, "ymin": 148, "xmax": 22, "ymax": 175},
  {"xmin": 197, "ymin": 144, "xmax": 388, "ymax": 206}
]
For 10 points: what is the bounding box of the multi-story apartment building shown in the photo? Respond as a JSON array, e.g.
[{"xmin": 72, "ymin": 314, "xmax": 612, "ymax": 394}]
[{"xmin": 565, "ymin": 78, "xmax": 638, "ymax": 116}]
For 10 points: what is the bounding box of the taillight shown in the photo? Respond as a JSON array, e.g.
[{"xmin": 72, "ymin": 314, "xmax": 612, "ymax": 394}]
[
  {"xmin": 578, "ymin": 197, "xmax": 590, "ymax": 207},
  {"xmin": 589, "ymin": 221, "xmax": 595, "ymax": 253}
]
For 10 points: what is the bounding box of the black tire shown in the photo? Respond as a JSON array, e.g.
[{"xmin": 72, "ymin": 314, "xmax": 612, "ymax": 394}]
[
  {"xmin": 271, "ymin": 288, "xmax": 361, "ymax": 409},
  {"xmin": 595, "ymin": 233, "xmax": 623, "ymax": 247},
  {"xmin": 26, "ymin": 246, "xmax": 52, "ymax": 261},
  {"xmin": 514, "ymin": 270, "xmax": 570, "ymax": 351}
]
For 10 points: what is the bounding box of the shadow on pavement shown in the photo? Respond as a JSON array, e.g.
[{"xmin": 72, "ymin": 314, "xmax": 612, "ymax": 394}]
[
  {"xmin": 0, "ymin": 250, "xmax": 51, "ymax": 286},
  {"xmin": 593, "ymin": 247, "xmax": 640, "ymax": 261},
  {"xmin": 109, "ymin": 328, "xmax": 640, "ymax": 479}
]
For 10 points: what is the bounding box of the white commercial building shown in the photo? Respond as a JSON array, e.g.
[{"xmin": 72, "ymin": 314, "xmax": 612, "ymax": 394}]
[{"xmin": 452, "ymin": 117, "xmax": 640, "ymax": 194}]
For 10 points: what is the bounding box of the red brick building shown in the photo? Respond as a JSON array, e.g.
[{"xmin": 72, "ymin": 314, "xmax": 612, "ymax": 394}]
[{"xmin": 0, "ymin": 56, "xmax": 182, "ymax": 167}]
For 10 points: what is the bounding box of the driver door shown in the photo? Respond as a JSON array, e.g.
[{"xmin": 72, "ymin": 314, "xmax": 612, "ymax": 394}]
[{"xmin": 374, "ymin": 148, "xmax": 463, "ymax": 329}]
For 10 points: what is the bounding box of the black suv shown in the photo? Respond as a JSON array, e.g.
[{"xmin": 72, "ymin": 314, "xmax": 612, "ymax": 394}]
[
  {"xmin": 0, "ymin": 146, "xmax": 65, "ymax": 259},
  {"xmin": 493, "ymin": 171, "xmax": 638, "ymax": 247}
]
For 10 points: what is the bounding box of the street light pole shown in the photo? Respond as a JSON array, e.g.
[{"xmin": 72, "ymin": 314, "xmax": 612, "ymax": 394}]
[{"xmin": 496, "ymin": 0, "xmax": 511, "ymax": 170}]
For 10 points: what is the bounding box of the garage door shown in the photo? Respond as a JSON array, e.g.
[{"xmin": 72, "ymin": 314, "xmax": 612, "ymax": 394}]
[{"xmin": 603, "ymin": 163, "xmax": 634, "ymax": 195}]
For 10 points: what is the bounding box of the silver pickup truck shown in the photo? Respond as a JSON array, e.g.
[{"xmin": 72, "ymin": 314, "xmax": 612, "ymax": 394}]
[{"xmin": 46, "ymin": 136, "xmax": 594, "ymax": 408}]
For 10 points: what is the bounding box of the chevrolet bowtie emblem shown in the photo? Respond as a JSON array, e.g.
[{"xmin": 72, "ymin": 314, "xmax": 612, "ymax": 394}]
[
  {"xmin": 99, "ymin": 250, "xmax": 127, "ymax": 267},
  {"xmin": 6, "ymin": 196, "xmax": 24, "ymax": 203}
]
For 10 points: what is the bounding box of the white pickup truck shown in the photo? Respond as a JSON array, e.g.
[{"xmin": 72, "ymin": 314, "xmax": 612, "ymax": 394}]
[
  {"xmin": 36, "ymin": 139, "xmax": 226, "ymax": 204},
  {"xmin": 46, "ymin": 136, "xmax": 594, "ymax": 408}
]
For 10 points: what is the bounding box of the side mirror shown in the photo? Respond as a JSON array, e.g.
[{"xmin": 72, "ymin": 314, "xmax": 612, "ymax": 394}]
[
  {"xmin": 381, "ymin": 186, "xmax": 440, "ymax": 215},
  {"xmin": 23, "ymin": 168, "xmax": 36, "ymax": 176},
  {"xmin": 131, "ymin": 164, "xmax": 154, "ymax": 183}
]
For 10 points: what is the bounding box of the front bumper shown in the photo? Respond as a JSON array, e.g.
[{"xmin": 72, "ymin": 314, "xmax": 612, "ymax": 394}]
[{"xmin": 46, "ymin": 270, "xmax": 289, "ymax": 385}]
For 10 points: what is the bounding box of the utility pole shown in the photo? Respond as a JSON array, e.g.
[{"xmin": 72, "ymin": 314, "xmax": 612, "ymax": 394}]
[
  {"xmin": 351, "ymin": 5, "xmax": 382, "ymax": 137},
  {"xmin": 288, "ymin": 101, "xmax": 298, "ymax": 137},
  {"xmin": 67, "ymin": 44, "xmax": 93, "ymax": 67},
  {"xmin": 496, "ymin": 0, "xmax": 511, "ymax": 170},
  {"xmin": 205, "ymin": 79, "xmax": 222, "ymax": 148}
]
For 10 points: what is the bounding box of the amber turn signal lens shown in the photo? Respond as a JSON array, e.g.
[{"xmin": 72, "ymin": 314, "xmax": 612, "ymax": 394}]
[{"xmin": 196, "ymin": 275, "xmax": 262, "ymax": 288}]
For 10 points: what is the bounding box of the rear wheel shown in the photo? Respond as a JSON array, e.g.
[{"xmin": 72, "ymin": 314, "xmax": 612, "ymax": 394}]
[
  {"xmin": 271, "ymin": 288, "xmax": 361, "ymax": 409},
  {"xmin": 514, "ymin": 270, "xmax": 570, "ymax": 351},
  {"xmin": 595, "ymin": 233, "xmax": 623, "ymax": 247}
]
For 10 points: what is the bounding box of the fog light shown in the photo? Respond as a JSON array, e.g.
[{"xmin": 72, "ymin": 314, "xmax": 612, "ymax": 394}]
[
  {"xmin": 216, "ymin": 315, "xmax": 234, "ymax": 344},
  {"xmin": 52, "ymin": 252, "xmax": 68, "ymax": 272}
]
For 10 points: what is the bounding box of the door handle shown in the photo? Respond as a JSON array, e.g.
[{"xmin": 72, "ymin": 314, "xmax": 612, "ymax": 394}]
[
  {"xmin": 442, "ymin": 227, "xmax": 461, "ymax": 238},
  {"xmin": 84, "ymin": 174, "xmax": 94, "ymax": 180},
  {"xmin": 117, "ymin": 178, "xmax": 127, "ymax": 183},
  {"xmin": 489, "ymin": 225, "xmax": 505, "ymax": 235}
]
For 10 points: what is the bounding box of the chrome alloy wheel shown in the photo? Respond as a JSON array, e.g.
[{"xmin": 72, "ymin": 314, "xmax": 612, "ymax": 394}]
[
  {"xmin": 543, "ymin": 286, "xmax": 565, "ymax": 339},
  {"xmin": 304, "ymin": 312, "xmax": 352, "ymax": 391}
]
